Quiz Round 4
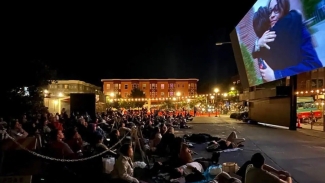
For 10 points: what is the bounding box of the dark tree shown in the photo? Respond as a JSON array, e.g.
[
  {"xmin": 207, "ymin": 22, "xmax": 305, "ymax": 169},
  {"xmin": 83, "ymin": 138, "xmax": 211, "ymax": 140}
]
[
  {"xmin": 160, "ymin": 100, "xmax": 175, "ymax": 110},
  {"xmin": 0, "ymin": 60, "xmax": 56, "ymax": 119},
  {"xmin": 110, "ymin": 94, "xmax": 123, "ymax": 109},
  {"xmin": 129, "ymin": 88, "xmax": 146, "ymax": 108}
]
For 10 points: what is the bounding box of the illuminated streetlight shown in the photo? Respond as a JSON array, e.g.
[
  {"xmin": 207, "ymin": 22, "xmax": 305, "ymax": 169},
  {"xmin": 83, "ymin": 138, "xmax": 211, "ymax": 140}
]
[
  {"xmin": 214, "ymin": 88, "xmax": 219, "ymax": 93},
  {"xmin": 210, "ymin": 96, "xmax": 215, "ymax": 99},
  {"xmin": 110, "ymin": 92, "xmax": 115, "ymax": 97},
  {"xmin": 176, "ymin": 92, "xmax": 181, "ymax": 97},
  {"xmin": 223, "ymin": 93, "xmax": 228, "ymax": 97},
  {"xmin": 58, "ymin": 92, "xmax": 63, "ymax": 97},
  {"xmin": 44, "ymin": 89, "xmax": 49, "ymax": 94},
  {"xmin": 231, "ymin": 87, "xmax": 235, "ymax": 91}
]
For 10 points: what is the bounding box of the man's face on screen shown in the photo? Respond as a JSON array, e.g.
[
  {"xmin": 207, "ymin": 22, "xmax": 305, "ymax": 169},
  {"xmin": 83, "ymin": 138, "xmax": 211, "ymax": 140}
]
[{"xmin": 269, "ymin": 0, "xmax": 280, "ymax": 27}]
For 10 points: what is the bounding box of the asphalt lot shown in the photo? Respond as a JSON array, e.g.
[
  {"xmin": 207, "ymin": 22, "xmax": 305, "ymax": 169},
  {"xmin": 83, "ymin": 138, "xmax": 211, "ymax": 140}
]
[{"xmin": 176, "ymin": 116, "xmax": 325, "ymax": 183}]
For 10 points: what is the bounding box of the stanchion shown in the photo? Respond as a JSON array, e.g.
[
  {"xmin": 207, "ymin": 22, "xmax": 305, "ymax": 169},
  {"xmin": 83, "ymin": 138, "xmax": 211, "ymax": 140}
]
[
  {"xmin": 215, "ymin": 110, "xmax": 219, "ymax": 117},
  {"xmin": 296, "ymin": 118, "xmax": 302, "ymax": 128}
]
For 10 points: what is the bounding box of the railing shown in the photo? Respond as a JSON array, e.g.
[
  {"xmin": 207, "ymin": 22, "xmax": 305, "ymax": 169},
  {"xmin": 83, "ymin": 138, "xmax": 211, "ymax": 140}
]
[{"xmin": 310, "ymin": 5, "xmax": 325, "ymax": 25}]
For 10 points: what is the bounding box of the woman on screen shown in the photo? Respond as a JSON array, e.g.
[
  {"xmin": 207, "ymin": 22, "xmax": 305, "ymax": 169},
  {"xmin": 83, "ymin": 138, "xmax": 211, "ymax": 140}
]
[{"xmin": 252, "ymin": 0, "xmax": 322, "ymax": 82}]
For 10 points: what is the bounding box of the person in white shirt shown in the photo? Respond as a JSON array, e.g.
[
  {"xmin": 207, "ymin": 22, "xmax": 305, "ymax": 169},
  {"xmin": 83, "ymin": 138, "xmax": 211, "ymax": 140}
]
[{"xmin": 170, "ymin": 161, "xmax": 205, "ymax": 182}]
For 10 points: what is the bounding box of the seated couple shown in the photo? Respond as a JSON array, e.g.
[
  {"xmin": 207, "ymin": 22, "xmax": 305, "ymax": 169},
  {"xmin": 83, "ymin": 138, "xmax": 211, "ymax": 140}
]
[
  {"xmin": 236, "ymin": 153, "xmax": 292, "ymax": 183},
  {"xmin": 207, "ymin": 131, "xmax": 245, "ymax": 152}
]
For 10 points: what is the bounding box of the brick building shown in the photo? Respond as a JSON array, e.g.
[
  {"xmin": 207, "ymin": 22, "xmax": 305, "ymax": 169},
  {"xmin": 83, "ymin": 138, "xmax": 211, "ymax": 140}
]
[
  {"xmin": 101, "ymin": 78, "xmax": 198, "ymax": 99},
  {"xmin": 297, "ymin": 68, "xmax": 325, "ymax": 93}
]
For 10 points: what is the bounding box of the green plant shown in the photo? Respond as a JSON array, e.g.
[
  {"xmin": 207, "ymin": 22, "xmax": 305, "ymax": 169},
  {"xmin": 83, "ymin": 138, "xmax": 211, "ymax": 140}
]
[
  {"xmin": 128, "ymin": 88, "xmax": 146, "ymax": 108},
  {"xmin": 302, "ymin": 0, "xmax": 321, "ymax": 19},
  {"xmin": 160, "ymin": 100, "xmax": 175, "ymax": 110},
  {"xmin": 240, "ymin": 43, "xmax": 262, "ymax": 86}
]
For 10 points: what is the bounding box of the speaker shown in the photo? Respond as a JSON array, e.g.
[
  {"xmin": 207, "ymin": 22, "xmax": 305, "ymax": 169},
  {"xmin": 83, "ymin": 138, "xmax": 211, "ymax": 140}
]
[
  {"xmin": 276, "ymin": 86, "xmax": 290, "ymax": 96},
  {"xmin": 70, "ymin": 93, "xmax": 96, "ymax": 119}
]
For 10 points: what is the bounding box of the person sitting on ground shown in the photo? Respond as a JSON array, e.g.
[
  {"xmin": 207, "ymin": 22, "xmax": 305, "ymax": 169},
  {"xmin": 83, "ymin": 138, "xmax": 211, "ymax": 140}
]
[
  {"xmin": 243, "ymin": 153, "xmax": 292, "ymax": 183},
  {"xmin": 119, "ymin": 122, "xmax": 131, "ymax": 137},
  {"xmin": 155, "ymin": 126, "xmax": 176, "ymax": 155},
  {"xmin": 109, "ymin": 129, "xmax": 121, "ymax": 148},
  {"xmin": 170, "ymin": 161, "xmax": 205, "ymax": 182},
  {"xmin": 111, "ymin": 143, "xmax": 140, "ymax": 183},
  {"xmin": 179, "ymin": 143, "xmax": 193, "ymax": 164},
  {"xmin": 207, "ymin": 131, "xmax": 245, "ymax": 151},
  {"xmin": 48, "ymin": 129, "xmax": 76, "ymax": 159},
  {"xmin": 9, "ymin": 120, "xmax": 28, "ymax": 139},
  {"xmin": 93, "ymin": 133, "xmax": 118, "ymax": 158},
  {"xmin": 148, "ymin": 127, "xmax": 161, "ymax": 152}
]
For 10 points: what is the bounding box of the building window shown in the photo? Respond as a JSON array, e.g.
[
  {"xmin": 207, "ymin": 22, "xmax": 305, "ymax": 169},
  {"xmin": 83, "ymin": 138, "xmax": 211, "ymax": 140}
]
[
  {"xmin": 169, "ymin": 83, "xmax": 174, "ymax": 88},
  {"xmin": 150, "ymin": 84, "xmax": 157, "ymax": 89},
  {"xmin": 178, "ymin": 84, "xmax": 180, "ymax": 87},
  {"xmin": 182, "ymin": 84, "xmax": 184, "ymax": 87},
  {"xmin": 150, "ymin": 92, "xmax": 156, "ymax": 97},
  {"xmin": 64, "ymin": 85, "xmax": 68, "ymax": 89},
  {"xmin": 143, "ymin": 91, "xmax": 145, "ymax": 95},
  {"xmin": 106, "ymin": 84, "xmax": 110, "ymax": 89},
  {"xmin": 169, "ymin": 92, "xmax": 174, "ymax": 97},
  {"xmin": 114, "ymin": 84, "xmax": 119, "ymax": 90},
  {"xmin": 161, "ymin": 92, "xmax": 164, "ymax": 97},
  {"xmin": 124, "ymin": 84, "xmax": 128, "ymax": 89},
  {"xmin": 132, "ymin": 84, "xmax": 138, "ymax": 89},
  {"xmin": 161, "ymin": 84, "xmax": 165, "ymax": 89},
  {"xmin": 142, "ymin": 84, "xmax": 146, "ymax": 90}
]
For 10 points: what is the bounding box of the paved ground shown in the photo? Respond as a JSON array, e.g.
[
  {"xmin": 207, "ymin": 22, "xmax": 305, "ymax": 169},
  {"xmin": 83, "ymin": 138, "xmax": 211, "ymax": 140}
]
[{"xmin": 176, "ymin": 116, "xmax": 325, "ymax": 183}]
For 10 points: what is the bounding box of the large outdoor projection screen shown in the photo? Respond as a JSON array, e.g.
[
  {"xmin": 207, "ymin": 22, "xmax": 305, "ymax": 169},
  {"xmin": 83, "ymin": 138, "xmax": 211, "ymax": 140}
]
[{"xmin": 233, "ymin": 0, "xmax": 324, "ymax": 87}]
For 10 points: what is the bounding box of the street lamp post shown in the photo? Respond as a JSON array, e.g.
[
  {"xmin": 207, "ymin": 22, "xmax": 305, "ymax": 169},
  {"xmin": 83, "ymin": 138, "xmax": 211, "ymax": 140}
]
[
  {"xmin": 214, "ymin": 88, "xmax": 220, "ymax": 117},
  {"xmin": 215, "ymin": 42, "xmax": 231, "ymax": 46},
  {"xmin": 176, "ymin": 92, "xmax": 181, "ymax": 111}
]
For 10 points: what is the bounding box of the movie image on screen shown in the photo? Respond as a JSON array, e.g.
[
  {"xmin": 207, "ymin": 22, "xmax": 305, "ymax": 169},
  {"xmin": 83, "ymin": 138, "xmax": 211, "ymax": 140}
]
[{"xmin": 235, "ymin": 0, "xmax": 325, "ymax": 86}]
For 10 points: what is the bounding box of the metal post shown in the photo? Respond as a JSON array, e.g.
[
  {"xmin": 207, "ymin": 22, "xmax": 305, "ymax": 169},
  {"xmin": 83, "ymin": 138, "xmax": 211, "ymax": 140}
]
[
  {"xmin": 323, "ymin": 104, "xmax": 325, "ymax": 132},
  {"xmin": 290, "ymin": 75, "xmax": 297, "ymax": 130}
]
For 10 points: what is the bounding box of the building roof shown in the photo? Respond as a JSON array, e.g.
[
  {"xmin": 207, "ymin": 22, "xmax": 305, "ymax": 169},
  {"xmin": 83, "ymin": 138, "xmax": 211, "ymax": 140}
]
[
  {"xmin": 53, "ymin": 80, "xmax": 101, "ymax": 89},
  {"xmin": 101, "ymin": 78, "xmax": 199, "ymax": 82}
]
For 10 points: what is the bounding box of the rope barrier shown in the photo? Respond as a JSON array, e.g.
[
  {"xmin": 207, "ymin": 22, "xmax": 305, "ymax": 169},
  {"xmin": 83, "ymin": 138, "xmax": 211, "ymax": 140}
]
[{"xmin": 2, "ymin": 130, "xmax": 130, "ymax": 162}]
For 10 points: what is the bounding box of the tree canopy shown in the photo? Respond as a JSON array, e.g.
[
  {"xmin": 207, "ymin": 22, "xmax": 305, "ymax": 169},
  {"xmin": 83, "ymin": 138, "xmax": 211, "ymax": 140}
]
[
  {"xmin": 0, "ymin": 60, "xmax": 56, "ymax": 119},
  {"xmin": 117, "ymin": 88, "xmax": 146, "ymax": 108},
  {"xmin": 129, "ymin": 88, "xmax": 146, "ymax": 108}
]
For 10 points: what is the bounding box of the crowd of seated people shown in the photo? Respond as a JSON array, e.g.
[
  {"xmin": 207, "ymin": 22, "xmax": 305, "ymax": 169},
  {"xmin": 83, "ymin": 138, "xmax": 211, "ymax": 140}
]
[{"xmin": 0, "ymin": 108, "xmax": 293, "ymax": 183}]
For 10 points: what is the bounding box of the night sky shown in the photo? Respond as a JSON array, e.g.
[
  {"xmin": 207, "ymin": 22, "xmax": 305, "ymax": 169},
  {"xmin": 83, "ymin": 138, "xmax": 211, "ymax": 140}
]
[{"xmin": 4, "ymin": 2, "xmax": 256, "ymax": 93}]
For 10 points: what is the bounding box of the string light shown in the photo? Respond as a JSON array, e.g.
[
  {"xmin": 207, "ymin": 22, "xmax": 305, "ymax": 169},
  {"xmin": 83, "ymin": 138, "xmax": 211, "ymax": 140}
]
[
  {"xmin": 107, "ymin": 88, "xmax": 325, "ymax": 101},
  {"xmin": 108, "ymin": 92, "xmax": 238, "ymax": 102},
  {"xmin": 295, "ymin": 88, "xmax": 325, "ymax": 95}
]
